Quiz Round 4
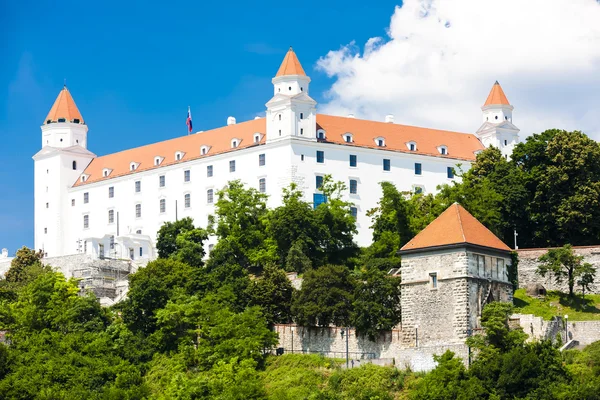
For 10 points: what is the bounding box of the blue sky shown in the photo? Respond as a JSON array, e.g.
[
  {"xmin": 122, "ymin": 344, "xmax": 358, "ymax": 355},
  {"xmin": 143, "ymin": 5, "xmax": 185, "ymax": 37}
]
[{"xmin": 0, "ymin": 0, "xmax": 400, "ymax": 254}]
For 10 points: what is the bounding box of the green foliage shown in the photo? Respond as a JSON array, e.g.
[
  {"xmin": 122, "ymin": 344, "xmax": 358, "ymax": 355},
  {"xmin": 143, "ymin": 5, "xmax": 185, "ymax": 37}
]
[
  {"xmin": 172, "ymin": 228, "xmax": 208, "ymax": 267},
  {"xmin": 292, "ymin": 265, "xmax": 355, "ymax": 327},
  {"xmin": 156, "ymin": 217, "xmax": 195, "ymax": 259},
  {"xmin": 323, "ymin": 363, "xmax": 405, "ymax": 400},
  {"xmin": 262, "ymin": 354, "xmax": 334, "ymax": 400},
  {"xmin": 247, "ymin": 264, "xmax": 294, "ymax": 325},
  {"xmin": 537, "ymin": 244, "xmax": 597, "ymax": 297},
  {"xmin": 285, "ymin": 240, "xmax": 312, "ymax": 273},
  {"xmin": 513, "ymin": 288, "xmax": 600, "ymax": 321}
]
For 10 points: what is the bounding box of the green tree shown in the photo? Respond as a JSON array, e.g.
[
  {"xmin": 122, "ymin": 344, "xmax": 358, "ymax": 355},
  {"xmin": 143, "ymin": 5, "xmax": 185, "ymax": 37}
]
[
  {"xmin": 352, "ymin": 267, "xmax": 401, "ymax": 341},
  {"xmin": 247, "ymin": 264, "xmax": 294, "ymax": 325},
  {"xmin": 4, "ymin": 247, "xmax": 48, "ymax": 285},
  {"xmin": 172, "ymin": 228, "xmax": 208, "ymax": 267},
  {"xmin": 537, "ymin": 244, "xmax": 596, "ymax": 297},
  {"xmin": 156, "ymin": 217, "xmax": 195, "ymax": 259},
  {"xmin": 577, "ymin": 262, "xmax": 596, "ymax": 299},
  {"xmin": 292, "ymin": 265, "xmax": 355, "ymax": 327},
  {"xmin": 285, "ymin": 240, "xmax": 312, "ymax": 273}
]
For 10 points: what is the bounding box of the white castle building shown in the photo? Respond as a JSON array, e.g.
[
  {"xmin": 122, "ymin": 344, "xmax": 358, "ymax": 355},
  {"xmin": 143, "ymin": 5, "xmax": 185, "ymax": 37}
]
[{"xmin": 33, "ymin": 48, "xmax": 519, "ymax": 260}]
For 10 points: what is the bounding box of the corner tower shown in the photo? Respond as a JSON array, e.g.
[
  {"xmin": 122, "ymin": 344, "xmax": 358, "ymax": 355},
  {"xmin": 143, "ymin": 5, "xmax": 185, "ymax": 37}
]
[
  {"xmin": 33, "ymin": 86, "xmax": 95, "ymax": 257},
  {"xmin": 475, "ymin": 81, "xmax": 520, "ymax": 159},
  {"xmin": 266, "ymin": 48, "xmax": 317, "ymax": 142}
]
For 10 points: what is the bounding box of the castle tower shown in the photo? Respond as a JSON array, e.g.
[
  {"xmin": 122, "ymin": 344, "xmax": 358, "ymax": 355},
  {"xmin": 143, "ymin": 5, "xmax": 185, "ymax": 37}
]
[
  {"xmin": 399, "ymin": 203, "xmax": 513, "ymax": 348},
  {"xmin": 475, "ymin": 81, "xmax": 520, "ymax": 159},
  {"xmin": 33, "ymin": 86, "xmax": 96, "ymax": 257},
  {"xmin": 266, "ymin": 47, "xmax": 317, "ymax": 142}
]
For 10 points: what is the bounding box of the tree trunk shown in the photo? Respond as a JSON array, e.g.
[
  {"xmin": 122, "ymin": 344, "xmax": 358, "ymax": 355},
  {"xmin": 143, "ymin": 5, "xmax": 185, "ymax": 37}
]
[{"xmin": 568, "ymin": 268, "xmax": 574, "ymax": 297}]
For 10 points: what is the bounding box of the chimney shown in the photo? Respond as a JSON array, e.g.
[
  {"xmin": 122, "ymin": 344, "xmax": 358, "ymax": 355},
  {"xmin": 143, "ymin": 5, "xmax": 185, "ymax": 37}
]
[
  {"xmin": 227, "ymin": 116, "xmax": 236, "ymax": 126},
  {"xmin": 1, "ymin": 248, "xmax": 7, "ymax": 258},
  {"xmin": 385, "ymin": 114, "xmax": 394, "ymax": 123},
  {"xmin": 347, "ymin": 113, "xmax": 355, "ymax": 119},
  {"xmin": 254, "ymin": 116, "xmax": 261, "ymax": 120}
]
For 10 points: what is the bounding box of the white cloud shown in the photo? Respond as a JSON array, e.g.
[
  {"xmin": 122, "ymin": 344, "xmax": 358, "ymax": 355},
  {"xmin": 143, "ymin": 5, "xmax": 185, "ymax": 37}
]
[{"xmin": 317, "ymin": 0, "xmax": 600, "ymax": 139}]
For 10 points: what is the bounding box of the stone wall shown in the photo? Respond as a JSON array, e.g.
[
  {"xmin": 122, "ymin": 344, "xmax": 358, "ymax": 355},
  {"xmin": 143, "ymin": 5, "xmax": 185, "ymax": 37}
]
[
  {"xmin": 517, "ymin": 246, "xmax": 600, "ymax": 294},
  {"xmin": 512, "ymin": 313, "xmax": 600, "ymax": 346},
  {"xmin": 274, "ymin": 324, "xmax": 469, "ymax": 372}
]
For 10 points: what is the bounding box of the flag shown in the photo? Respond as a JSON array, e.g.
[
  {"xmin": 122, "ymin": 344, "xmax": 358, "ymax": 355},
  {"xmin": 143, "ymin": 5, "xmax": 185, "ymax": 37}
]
[{"xmin": 186, "ymin": 107, "xmax": 193, "ymax": 134}]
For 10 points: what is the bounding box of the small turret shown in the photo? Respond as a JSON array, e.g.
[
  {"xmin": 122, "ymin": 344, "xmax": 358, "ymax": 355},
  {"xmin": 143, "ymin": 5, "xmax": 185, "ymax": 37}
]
[{"xmin": 41, "ymin": 86, "xmax": 88, "ymax": 149}]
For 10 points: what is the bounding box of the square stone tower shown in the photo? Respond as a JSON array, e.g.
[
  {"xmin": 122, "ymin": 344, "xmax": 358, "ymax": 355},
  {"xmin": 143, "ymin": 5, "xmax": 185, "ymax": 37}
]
[{"xmin": 399, "ymin": 203, "xmax": 513, "ymax": 347}]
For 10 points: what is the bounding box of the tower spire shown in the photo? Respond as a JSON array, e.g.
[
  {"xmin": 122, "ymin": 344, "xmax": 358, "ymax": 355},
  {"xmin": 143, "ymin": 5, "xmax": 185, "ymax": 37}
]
[
  {"xmin": 275, "ymin": 47, "xmax": 306, "ymax": 77},
  {"xmin": 483, "ymin": 81, "xmax": 510, "ymax": 107},
  {"xmin": 44, "ymin": 86, "xmax": 84, "ymax": 125}
]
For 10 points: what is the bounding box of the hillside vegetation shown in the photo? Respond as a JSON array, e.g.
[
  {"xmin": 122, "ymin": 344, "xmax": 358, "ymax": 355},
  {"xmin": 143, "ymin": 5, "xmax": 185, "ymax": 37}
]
[{"xmin": 513, "ymin": 289, "xmax": 600, "ymax": 321}]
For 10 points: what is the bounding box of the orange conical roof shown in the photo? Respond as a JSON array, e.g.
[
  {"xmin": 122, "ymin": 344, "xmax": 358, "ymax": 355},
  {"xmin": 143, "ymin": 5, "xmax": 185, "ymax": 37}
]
[
  {"xmin": 401, "ymin": 203, "xmax": 511, "ymax": 252},
  {"xmin": 483, "ymin": 81, "xmax": 510, "ymax": 107},
  {"xmin": 275, "ymin": 47, "xmax": 306, "ymax": 77},
  {"xmin": 44, "ymin": 86, "xmax": 84, "ymax": 125}
]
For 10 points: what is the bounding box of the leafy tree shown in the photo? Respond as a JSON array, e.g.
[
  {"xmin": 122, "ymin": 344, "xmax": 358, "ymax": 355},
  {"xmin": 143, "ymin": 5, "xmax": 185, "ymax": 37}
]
[
  {"xmin": 352, "ymin": 267, "xmax": 401, "ymax": 341},
  {"xmin": 156, "ymin": 217, "xmax": 195, "ymax": 259},
  {"xmin": 285, "ymin": 240, "xmax": 312, "ymax": 273},
  {"xmin": 172, "ymin": 228, "xmax": 208, "ymax": 267},
  {"xmin": 4, "ymin": 246, "xmax": 48, "ymax": 285},
  {"xmin": 292, "ymin": 265, "xmax": 355, "ymax": 327},
  {"xmin": 577, "ymin": 262, "xmax": 596, "ymax": 299},
  {"xmin": 247, "ymin": 264, "xmax": 294, "ymax": 325},
  {"xmin": 367, "ymin": 182, "xmax": 413, "ymax": 247},
  {"xmin": 537, "ymin": 244, "xmax": 596, "ymax": 297}
]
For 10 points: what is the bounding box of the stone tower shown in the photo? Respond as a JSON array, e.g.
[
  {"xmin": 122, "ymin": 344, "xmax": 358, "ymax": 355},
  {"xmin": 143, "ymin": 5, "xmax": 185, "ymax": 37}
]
[
  {"xmin": 399, "ymin": 203, "xmax": 513, "ymax": 347},
  {"xmin": 266, "ymin": 47, "xmax": 317, "ymax": 142},
  {"xmin": 476, "ymin": 81, "xmax": 520, "ymax": 159},
  {"xmin": 33, "ymin": 86, "xmax": 96, "ymax": 257}
]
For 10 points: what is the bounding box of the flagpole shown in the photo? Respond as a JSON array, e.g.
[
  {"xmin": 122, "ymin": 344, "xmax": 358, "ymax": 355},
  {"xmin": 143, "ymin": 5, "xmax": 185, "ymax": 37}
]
[{"xmin": 187, "ymin": 106, "xmax": 191, "ymax": 135}]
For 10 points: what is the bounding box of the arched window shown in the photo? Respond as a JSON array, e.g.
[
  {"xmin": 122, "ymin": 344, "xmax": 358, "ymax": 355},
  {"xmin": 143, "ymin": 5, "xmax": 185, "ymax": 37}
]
[
  {"xmin": 279, "ymin": 114, "xmax": 282, "ymax": 121},
  {"xmin": 344, "ymin": 133, "xmax": 353, "ymax": 143},
  {"xmin": 300, "ymin": 113, "xmax": 304, "ymax": 120},
  {"xmin": 317, "ymin": 130, "xmax": 326, "ymax": 140},
  {"xmin": 72, "ymin": 161, "xmax": 77, "ymax": 170},
  {"xmin": 407, "ymin": 141, "xmax": 417, "ymax": 151},
  {"xmin": 438, "ymin": 145, "xmax": 448, "ymax": 155}
]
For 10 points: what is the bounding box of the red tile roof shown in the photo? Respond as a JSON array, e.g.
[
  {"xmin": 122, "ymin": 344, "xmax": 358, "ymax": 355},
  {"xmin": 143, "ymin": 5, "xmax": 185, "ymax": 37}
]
[
  {"xmin": 401, "ymin": 203, "xmax": 511, "ymax": 252},
  {"xmin": 276, "ymin": 47, "xmax": 306, "ymax": 77},
  {"xmin": 73, "ymin": 115, "xmax": 484, "ymax": 187},
  {"xmin": 483, "ymin": 81, "xmax": 510, "ymax": 107},
  {"xmin": 44, "ymin": 86, "xmax": 85, "ymax": 124}
]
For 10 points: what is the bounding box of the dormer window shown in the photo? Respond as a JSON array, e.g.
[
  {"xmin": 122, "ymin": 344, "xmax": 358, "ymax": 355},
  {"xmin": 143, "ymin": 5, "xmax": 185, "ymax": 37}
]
[
  {"xmin": 175, "ymin": 151, "xmax": 185, "ymax": 161},
  {"xmin": 300, "ymin": 113, "xmax": 304, "ymax": 120},
  {"xmin": 317, "ymin": 129, "xmax": 326, "ymax": 140},
  {"xmin": 154, "ymin": 156, "xmax": 164, "ymax": 166},
  {"xmin": 375, "ymin": 137, "xmax": 386, "ymax": 147},
  {"xmin": 80, "ymin": 174, "xmax": 89, "ymax": 183},
  {"xmin": 200, "ymin": 145, "xmax": 210, "ymax": 155},
  {"xmin": 231, "ymin": 138, "xmax": 241, "ymax": 149},
  {"xmin": 407, "ymin": 141, "xmax": 417, "ymax": 151},
  {"xmin": 253, "ymin": 133, "xmax": 262, "ymax": 143},
  {"xmin": 130, "ymin": 162, "xmax": 139, "ymax": 171},
  {"xmin": 437, "ymin": 145, "xmax": 448, "ymax": 155},
  {"xmin": 343, "ymin": 133, "xmax": 353, "ymax": 143},
  {"xmin": 102, "ymin": 168, "xmax": 112, "ymax": 177},
  {"xmin": 58, "ymin": 118, "xmax": 66, "ymax": 123}
]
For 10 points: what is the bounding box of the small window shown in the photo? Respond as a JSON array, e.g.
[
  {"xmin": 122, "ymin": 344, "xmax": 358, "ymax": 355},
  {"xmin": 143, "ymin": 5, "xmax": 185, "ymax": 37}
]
[
  {"xmin": 447, "ymin": 167, "xmax": 454, "ymax": 179},
  {"xmin": 375, "ymin": 138, "xmax": 385, "ymax": 147},
  {"xmin": 103, "ymin": 170, "xmax": 109, "ymax": 177},
  {"xmin": 46, "ymin": 202, "xmax": 49, "ymax": 208},
  {"xmin": 349, "ymin": 154, "xmax": 357, "ymax": 167},
  {"xmin": 316, "ymin": 175, "xmax": 323, "ymax": 190},
  {"xmin": 259, "ymin": 154, "xmax": 265, "ymax": 166},
  {"xmin": 316, "ymin": 151, "xmax": 324, "ymax": 163},
  {"xmin": 278, "ymin": 130, "xmax": 281, "ymax": 136},
  {"xmin": 497, "ymin": 259, "xmax": 505, "ymax": 280},
  {"xmin": 232, "ymin": 140, "xmax": 238, "ymax": 148},
  {"xmin": 207, "ymin": 165, "xmax": 213, "ymax": 177},
  {"xmin": 229, "ymin": 160, "xmax": 236, "ymax": 172},
  {"xmin": 184, "ymin": 193, "xmax": 191, "ymax": 208},
  {"xmin": 408, "ymin": 142, "xmax": 416, "ymax": 151},
  {"xmin": 414, "ymin": 186, "xmax": 424, "ymax": 194},
  {"xmin": 139, "ymin": 247, "xmax": 143, "ymax": 257},
  {"xmin": 317, "ymin": 130, "xmax": 326, "ymax": 140},
  {"xmin": 344, "ymin": 134, "xmax": 353, "ymax": 143},
  {"xmin": 415, "ymin": 163, "xmax": 422, "ymax": 175},
  {"xmin": 135, "ymin": 181, "xmax": 141, "ymax": 193},
  {"xmin": 135, "ymin": 203, "xmax": 142, "ymax": 218},
  {"xmin": 108, "ymin": 210, "xmax": 114, "ymax": 224},
  {"xmin": 83, "ymin": 215, "xmax": 89, "ymax": 229},
  {"xmin": 300, "ymin": 154, "xmax": 305, "ymax": 161},
  {"xmin": 439, "ymin": 146, "xmax": 447, "ymax": 155},
  {"xmin": 350, "ymin": 207, "xmax": 357, "ymax": 219},
  {"xmin": 71, "ymin": 199, "xmax": 75, "ymax": 206},
  {"xmin": 84, "ymin": 241, "xmax": 87, "ymax": 253},
  {"xmin": 129, "ymin": 248, "xmax": 134, "ymax": 260},
  {"xmin": 83, "ymin": 192, "xmax": 89, "ymax": 204},
  {"xmin": 184, "ymin": 170, "xmax": 190, "ymax": 182},
  {"xmin": 430, "ymin": 273, "xmax": 438, "ymax": 289},
  {"xmin": 44, "ymin": 227, "xmax": 47, "ymax": 234},
  {"xmin": 130, "ymin": 162, "xmax": 138, "ymax": 171},
  {"xmin": 175, "ymin": 151, "xmax": 184, "ymax": 161},
  {"xmin": 110, "ymin": 235, "xmax": 115, "ymax": 250},
  {"xmin": 504, "ymin": 139, "xmax": 508, "ymax": 146},
  {"xmin": 108, "ymin": 186, "xmax": 114, "ymax": 198},
  {"xmin": 136, "ymin": 230, "xmax": 142, "ymax": 234},
  {"xmin": 300, "ymin": 128, "xmax": 303, "ymax": 135},
  {"xmin": 207, "ymin": 189, "xmax": 214, "ymax": 204},
  {"xmin": 159, "ymin": 175, "xmax": 165, "ymax": 187},
  {"xmin": 201, "ymin": 146, "xmax": 209, "ymax": 155},
  {"xmin": 383, "ymin": 159, "xmax": 391, "ymax": 171},
  {"xmin": 155, "ymin": 157, "xmax": 161, "ymax": 166},
  {"xmin": 58, "ymin": 118, "xmax": 66, "ymax": 123},
  {"xmin": 349, "ymin": 179, "xmax": 357, "ymax": 194},
  {"xmin": 300, "ymin": 113, "xmax": 304, "ymax": 120},
  {"xmin": 259, "ymin": 178, "xmax": 266, "ymax": 193},
  {"xmin": 254, "ymin": 134, "xmax": 261, "ymax": 143},
  {"xmin": 159, "ymin": 199, "xmax": 166, "ymax": 213},
  {"xmin": 72, "ymin": 161, "xmax": 77, "ymax": 170},
  {"xmin": 495, "ymin": 116, "xmax": 498, "ymax": 120},
  {"xmin": 278, "ymin": 114, "xmax": 282, "ymax": 121}
]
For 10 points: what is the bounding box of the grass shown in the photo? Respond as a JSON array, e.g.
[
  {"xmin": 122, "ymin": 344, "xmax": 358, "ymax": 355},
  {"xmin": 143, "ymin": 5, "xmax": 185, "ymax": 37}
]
[{"xmin": 513, "ymin": 288, "xmax": 600, "ymax": 321}]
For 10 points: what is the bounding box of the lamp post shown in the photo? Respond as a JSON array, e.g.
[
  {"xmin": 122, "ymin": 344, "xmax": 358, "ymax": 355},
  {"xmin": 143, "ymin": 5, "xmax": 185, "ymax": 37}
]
[
  {"xmin": 564, "ymin": 315, "xmax": 569, "ymax": 343},
  {"xmin": 340, "ymin": 328, "xmax": 349, "ymax": 369},
  {"xmin": 291, "ymin": 326, "xmax": 295, "ymax": 354}
]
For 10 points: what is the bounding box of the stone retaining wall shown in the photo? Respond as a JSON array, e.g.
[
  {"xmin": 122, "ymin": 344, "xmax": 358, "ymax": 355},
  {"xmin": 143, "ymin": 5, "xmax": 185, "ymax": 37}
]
[{"xmin": 512, "ymin": 313, "xmax": 600, "ymax": 346}]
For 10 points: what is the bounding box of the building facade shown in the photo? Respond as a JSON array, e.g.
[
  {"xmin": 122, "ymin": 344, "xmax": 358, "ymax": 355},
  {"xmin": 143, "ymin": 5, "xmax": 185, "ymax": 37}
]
[{"xmin": 33, "ymin": 48, "xmax": 519, "ymax": 259}]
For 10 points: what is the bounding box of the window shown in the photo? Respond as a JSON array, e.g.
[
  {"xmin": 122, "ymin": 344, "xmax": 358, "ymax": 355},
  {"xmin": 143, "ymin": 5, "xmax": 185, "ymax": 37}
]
[
  {"xmin": 184, "ymin": 193, "xmax": 191, "ymax": 208},
  {"xmin": 259, "ymin": 178, "xmax": 266, "ymax": 193},
  {"xmin": 232, "ymin": 140, "xmax": 238, "ymax": 148},
  {"xmin": 44, "ymin": 227, "xmax": 47, "ymax": 234},
  {"xmin": 447, "ymin": 167, "xmax": 454, "ymax": 179},
  {"xmin": 300, "ymin": 128, "xmax": 303, "ymax": 135},
  {"xmin": 349, "ymin": 179, "xmax": 357, "ymax": 194},
  {"xmin": 259, "ymin": 154, "xmax": 265, "ymax": 166},
  {"xmin": 300, "ymin": 112, "xmax": 304, "ymax": 119},
  {"xmin": 408, "ymin": 142, "xmax": 416, "ymax": 151},
  {"xmin": 99, "ymin": 244, "xmax": 104, "ymax": 258},
  {"xmin": 350, "ymin": 207, "xmax": 357, "ymax": 219},
  {"xmin": 316, "ymin": 150, "xmax": 324, "ymax": 163},
  {"xmin": 72, "ymin": 161, "xmax": 77, "ymax": 170},
  {"xmin": 184, "ymin": 170, "xmax": 190, "ymax": 182},
  {"xmin": 313, "ymin": 193, "xmax": 327, "ymax": 209},
  {"xmin": 430, "ymin": 273, "xmax": 438, "ymax": 289},
  {"xmin": 344, "ymin": 134, "xmax": 353, "ymax": 143},
  {"xmin": 477, "ymin": 254, "xmax": 485, "ymax": 276},
  {"xmin": 83, "ymin": 192, "xmax": 89, "ymax": 204},
  {"xmin": 317, "ymin": 130, "xmax": 326, "ymax": 140},
  {"xmin": 176, "ymin": 152, "xmax": 182, "ymax": 160},
  {"xmin": 316, "ymin": 175, "xmax": 323, "ymax": 190},
  {"xmin": 207, "ymin": 189, "xmax": 214, "ymax": 204},
  {"xmin": 207, "ymin": 165, "xmax": 213, "ymax": 177},
  {"xmin": 155, "ymin": 157, "xmax": 162, "ymax": 166},
  {"xmin": 136, "ymin": 230, "xmax": 142, "ymax": 234},
  {"xmin": 129, "ymin": 248, "xmax": 134, "ymax": 259},
  {"xmin": 376, "ymin": 138, "xmax": 385, "ymax": 147},
  {"xmin": 383, "ymin": 159, "xmax": 391, "ymax": 171},
  {"xmin": 497, "ymin": 259, "xmax": 505, "ymax": 279},
  {"xmin": 300, "ymin": 154, "xmax": 305, "ymax": 161},
  {"xmin": 278, "ymin": 114, "xmax": 282, "ymax": 121},
  {"xmin": 349, "ymin": 154, "xmax": 357, "ymax": 167},
  {"xmin": 229, "ymin": 160, "xmax": 236, "ymax": 172},
  {"xmin": 135, "ymin": 203, "xmax": 141, "ymax": 218},
  {"xmin": 415, "ymin": 163, "xmax": 422, "ymax": 175},
  {"xmin": 71, "ymin": 199, "xmax": 75, "ymax": 206},
  {"xmin": 84, "ymin": 241, "xmax": 87, "ymax": 253},
  {"xmin": 201, "ymin": 146, "xmax": 209, "ymax": 155},
  {"xmin": 108, "ymin": 186, "xmax": 114, "ymax": 198},
  {"xmin": 139, "ymin": 247, "xmax": 143, "ymax": 257},
  {"xmin": 130, "ymin": 162, "xmax": 138, "ymax": 171},
  {"xmin": 159, "ymin": 199, "xmax": 166, "ymax": 213},
  {"xmin": 254, "ymin": 134, "xmax": 260, "ymax": 143},
  {"xmin": 159, "ymin": 175, "xmax": 165, "ymax": 187},
  {"xmin": 504, "ymin": 139, "xmax": 508, "ymax": 146},
  {"xmin": 134, "ymin": 181, "xmax": 141, "ymax": 193},
  {"xmin": 83, "ymin": 215, "xmax": 89, "ymax": 229},
  {"xmin": 46, "ymin": 202, "xmax": 49, "ymax": 208},
  {"xmin": 108, "ymin": 209, "xmax": 114, "ymax": 223},
  {"xmin": 110, "ymin": 235, "xmax": 115, "ymax": 250},
  {"xmin": 440, "ymin": 147, "xmax": 447, "ymax": 155},
  {"xmin": 414, "ymin": 186, "xmax": 424, "ymax": 194}
]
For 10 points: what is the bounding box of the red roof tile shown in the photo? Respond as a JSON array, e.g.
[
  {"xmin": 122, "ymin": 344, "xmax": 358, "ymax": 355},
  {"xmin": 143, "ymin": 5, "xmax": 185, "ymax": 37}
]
[
  {"xmin": 44, "ymin": 86, "xmax": 84, "ymax": 124},
  {"xmin": 276, "ymin": 47, "xmax": 306, "ymax": 77},
  {"xmin": 483, "ymin": 81, "xmax": 510, "ymax": 107}
]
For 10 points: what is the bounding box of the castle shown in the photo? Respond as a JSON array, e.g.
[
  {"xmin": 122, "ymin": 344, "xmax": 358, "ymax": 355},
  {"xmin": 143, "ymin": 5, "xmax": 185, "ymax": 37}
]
[{"xmin": 33, "ymin": 47, "xmax": 519, "ymax": 260}]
